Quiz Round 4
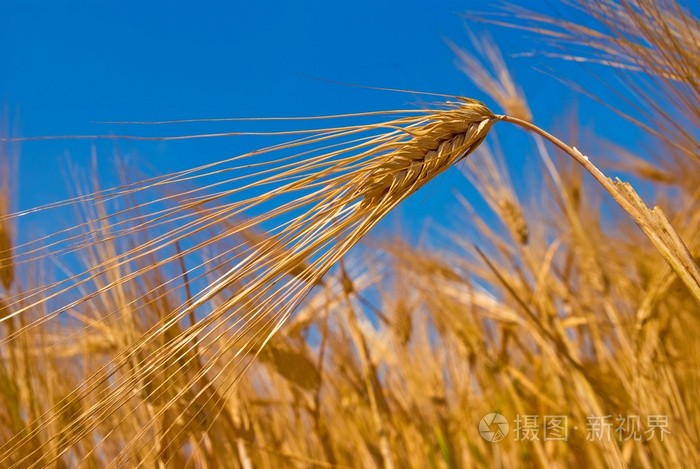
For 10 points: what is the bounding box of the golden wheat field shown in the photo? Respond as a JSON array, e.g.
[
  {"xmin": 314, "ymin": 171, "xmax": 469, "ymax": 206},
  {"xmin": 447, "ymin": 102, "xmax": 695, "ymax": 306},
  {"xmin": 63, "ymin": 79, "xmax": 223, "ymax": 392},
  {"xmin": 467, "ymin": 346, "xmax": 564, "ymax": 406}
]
[{"xmin": 1, "ymin": 1, "xmax": 699, "ymax": 467}]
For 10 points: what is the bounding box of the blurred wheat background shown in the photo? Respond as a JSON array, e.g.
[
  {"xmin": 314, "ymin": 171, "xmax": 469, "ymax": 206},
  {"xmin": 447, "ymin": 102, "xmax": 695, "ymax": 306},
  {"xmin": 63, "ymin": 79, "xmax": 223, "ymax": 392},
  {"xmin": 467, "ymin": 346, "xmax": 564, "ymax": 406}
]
[{"xmin": 1, "ymin": 0, "xmax": 699, "ymax": 467}]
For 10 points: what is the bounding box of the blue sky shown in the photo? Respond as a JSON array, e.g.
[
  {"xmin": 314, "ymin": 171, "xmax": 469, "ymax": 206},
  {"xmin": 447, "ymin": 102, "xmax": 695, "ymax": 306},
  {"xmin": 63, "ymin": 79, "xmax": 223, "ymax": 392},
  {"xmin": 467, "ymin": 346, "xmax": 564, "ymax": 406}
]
[{"xmin": 2, "ymin": 0, "xmax": 643, "ymax": 245}]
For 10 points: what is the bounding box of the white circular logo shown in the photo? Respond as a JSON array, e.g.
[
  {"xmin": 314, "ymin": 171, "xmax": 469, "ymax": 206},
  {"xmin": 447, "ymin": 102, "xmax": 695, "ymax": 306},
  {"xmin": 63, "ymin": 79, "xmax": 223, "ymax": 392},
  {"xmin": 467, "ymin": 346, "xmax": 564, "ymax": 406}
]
[{"xmin": 479, "ymin": 413, "xmax": 509, "ymax": 442}]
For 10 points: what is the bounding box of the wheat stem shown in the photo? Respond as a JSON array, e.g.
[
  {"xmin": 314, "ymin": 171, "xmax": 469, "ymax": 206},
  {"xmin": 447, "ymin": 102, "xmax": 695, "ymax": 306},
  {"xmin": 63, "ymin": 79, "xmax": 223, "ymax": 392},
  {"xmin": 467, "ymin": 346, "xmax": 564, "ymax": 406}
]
[{"xmin": 499, "ymin": 114, "xmax": 700, "ymax": 305}]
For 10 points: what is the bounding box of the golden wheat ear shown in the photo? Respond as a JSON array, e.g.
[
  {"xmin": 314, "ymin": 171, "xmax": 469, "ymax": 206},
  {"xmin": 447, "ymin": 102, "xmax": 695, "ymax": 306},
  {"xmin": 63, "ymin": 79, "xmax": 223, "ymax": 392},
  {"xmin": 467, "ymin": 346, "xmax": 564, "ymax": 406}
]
[{"xmin": 0, "ymin": 99, "xmax": 500, "ymax": 466}]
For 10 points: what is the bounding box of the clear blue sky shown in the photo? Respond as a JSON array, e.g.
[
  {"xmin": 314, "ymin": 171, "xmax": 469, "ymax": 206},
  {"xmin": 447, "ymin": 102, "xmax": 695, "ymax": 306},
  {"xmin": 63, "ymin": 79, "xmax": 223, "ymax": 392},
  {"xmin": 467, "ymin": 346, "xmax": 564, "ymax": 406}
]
[{"xmin": 2, "ymin": 0, "xmax": 643, "ymax": 244}]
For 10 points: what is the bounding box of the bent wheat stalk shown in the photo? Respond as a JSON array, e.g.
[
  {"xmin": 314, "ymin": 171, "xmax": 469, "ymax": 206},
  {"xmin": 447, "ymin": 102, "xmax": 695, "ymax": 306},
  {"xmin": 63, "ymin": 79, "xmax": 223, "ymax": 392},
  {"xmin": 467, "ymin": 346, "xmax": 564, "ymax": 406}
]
[
  {"xmin": 498, "ymin": 114, "xmax": 700, "ymax": 304},
  {"xmin": 0, "ymin": 97, "xmax": 698, "ymax": 465}
]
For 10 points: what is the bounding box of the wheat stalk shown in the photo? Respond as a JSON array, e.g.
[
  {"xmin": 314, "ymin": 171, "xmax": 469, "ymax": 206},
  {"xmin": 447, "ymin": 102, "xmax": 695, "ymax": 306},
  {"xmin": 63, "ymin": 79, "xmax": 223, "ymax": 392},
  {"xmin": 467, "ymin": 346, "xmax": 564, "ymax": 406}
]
[{"xmin": 498, "ymin": 114, "xmax": 700, "ymax": 304}]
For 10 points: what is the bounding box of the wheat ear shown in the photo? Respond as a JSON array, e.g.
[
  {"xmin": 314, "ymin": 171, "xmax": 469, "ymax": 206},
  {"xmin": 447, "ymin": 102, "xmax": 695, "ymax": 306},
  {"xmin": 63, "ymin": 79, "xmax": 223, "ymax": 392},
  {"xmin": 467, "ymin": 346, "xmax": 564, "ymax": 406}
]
[{"xmin": 0, "ymin": 99, "xmax": 499, "ymax": 466}]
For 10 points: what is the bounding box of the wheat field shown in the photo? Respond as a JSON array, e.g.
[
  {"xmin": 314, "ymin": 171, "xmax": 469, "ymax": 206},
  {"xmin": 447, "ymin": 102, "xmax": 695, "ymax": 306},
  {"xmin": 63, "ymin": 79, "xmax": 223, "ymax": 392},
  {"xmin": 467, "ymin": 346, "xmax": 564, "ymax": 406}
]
[{"xmin": 1, "ymin": 1, "xmax": 699, "ymax": 467}]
